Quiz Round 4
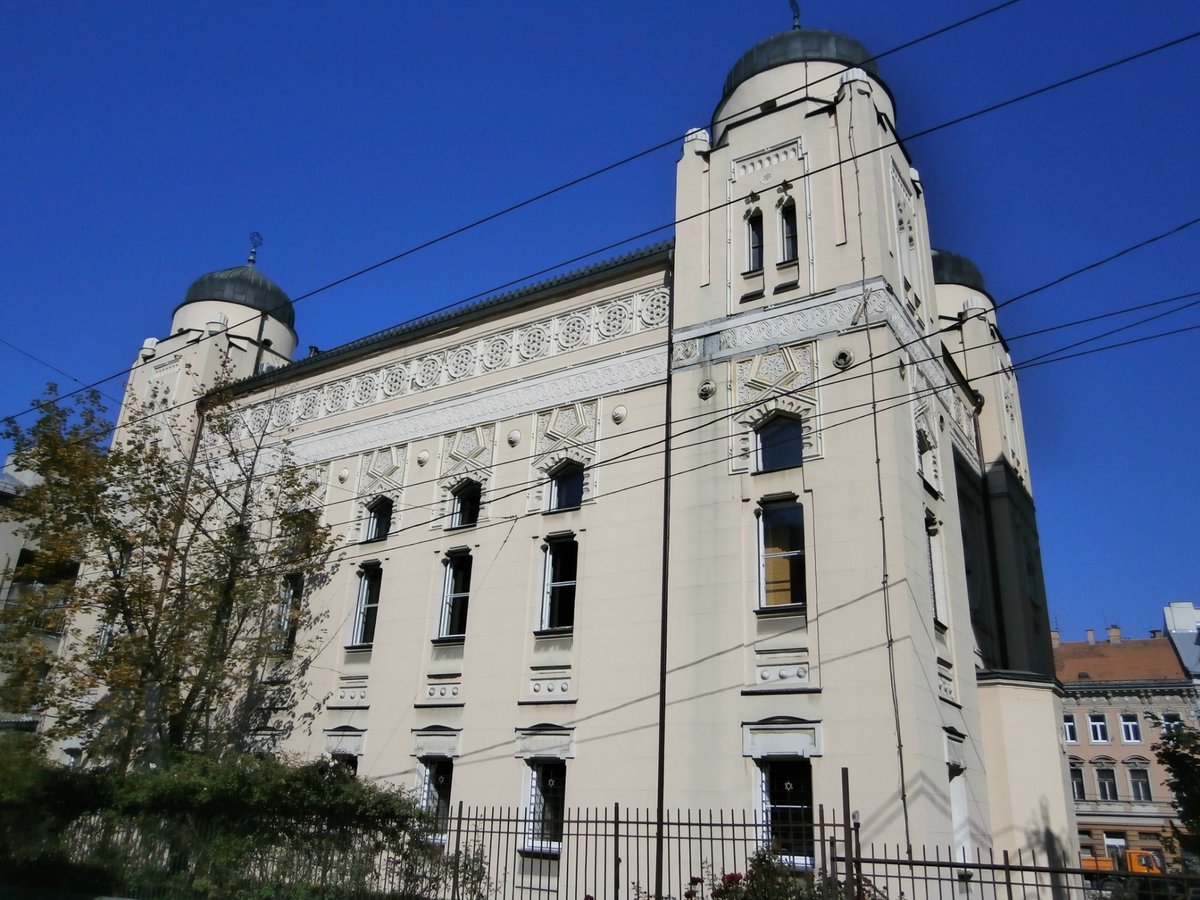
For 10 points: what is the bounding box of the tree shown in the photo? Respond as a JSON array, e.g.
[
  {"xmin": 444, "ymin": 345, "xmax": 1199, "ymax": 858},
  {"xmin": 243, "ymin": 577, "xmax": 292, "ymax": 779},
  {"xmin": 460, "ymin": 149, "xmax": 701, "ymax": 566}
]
[
  {"xmin": 1155, "ymin": 721, "xmax": 1200, "ymax": 836},
  {"xmin": 0, "ymin": 376, "xmax": 339, "ymax": 770}
]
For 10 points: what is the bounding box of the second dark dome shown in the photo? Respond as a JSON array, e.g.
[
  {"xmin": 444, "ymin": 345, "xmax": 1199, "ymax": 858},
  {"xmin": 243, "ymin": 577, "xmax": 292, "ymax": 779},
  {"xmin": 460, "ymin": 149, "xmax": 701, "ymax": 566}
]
[
  {"xmin": 178, "ymin": 264, "xmax": 295, "ymax": 330},
  {"xmin": 720, "ymin": 28, "xmax": 880, "ymax": 107}
]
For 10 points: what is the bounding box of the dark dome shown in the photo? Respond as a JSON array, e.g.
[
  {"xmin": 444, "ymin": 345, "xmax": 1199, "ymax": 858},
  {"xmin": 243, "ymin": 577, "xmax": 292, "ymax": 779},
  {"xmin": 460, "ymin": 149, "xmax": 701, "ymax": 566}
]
[
  {"xmin": 178, "ymin": 264, "xmax": 295, "ymax": 329},
  {"xmin": 931, "ymin": 249, "xmax": 987, "ymax": 294},
  {"xmin": 720, "ymin": 28, "xmax": 880, "ymax": 107}
]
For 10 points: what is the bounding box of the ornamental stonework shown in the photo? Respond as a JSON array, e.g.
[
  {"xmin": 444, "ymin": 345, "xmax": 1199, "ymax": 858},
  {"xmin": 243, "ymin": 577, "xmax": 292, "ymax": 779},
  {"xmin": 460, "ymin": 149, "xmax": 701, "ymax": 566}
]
[
  {"xmin": 352, "ymin": 444, "xmax": 407, "ymax": 541},
  {"xmin": 242, "ymin": 285, "xmax": 668, "ymax": 434},
  {"xmin": 731, "ymin": 342, "xmax": 820, "ymax": 472},
  {"xmin": 528, "ymin": 399, "xmax": 600, "ymax": 511},
  {"xmin": 432, "ymin": 425, "xmax": 497, "ymax": 530}
]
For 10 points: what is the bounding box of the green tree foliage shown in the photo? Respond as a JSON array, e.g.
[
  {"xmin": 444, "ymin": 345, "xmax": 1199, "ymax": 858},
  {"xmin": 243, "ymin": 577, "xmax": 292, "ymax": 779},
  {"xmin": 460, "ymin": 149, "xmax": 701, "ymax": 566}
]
[
  {"xmin": 1, "ymin": 378, "xmax": 339, "ymax": 770},
  {"xmin": 1155, "ymin": 721, "xmax": 1200, "ymax": 835}
]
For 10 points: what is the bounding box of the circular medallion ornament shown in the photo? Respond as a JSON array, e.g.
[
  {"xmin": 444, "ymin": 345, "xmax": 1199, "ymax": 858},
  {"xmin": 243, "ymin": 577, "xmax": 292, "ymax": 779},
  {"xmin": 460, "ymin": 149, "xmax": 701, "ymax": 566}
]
[
  {"xmin": 415, "ymin": 356, "xmax": 442, "ymax": 388},
  {"xmin": 640, "ymin": 289, "xmax": 669, "ymax": 326},
  {"xmin": 611, "ymin": 405, "xmax": 627, "ymax": 424},
  {"xmin": 383, "ymin": 365, "xmax": 408, "ymax": 396},
  {"xmin": 558, "ymin": 314, "xmax": 589, "ymax": 349},
  {"xmin": 298, "ymin": 391, "xmax": 320, "ymax": 420},
  {"xmin": 326, "ymin": 382, "xmax": 349, "ymax": 413},
  {"xmin": 417, "ymin": 450, "xmax": 430, "ymax": 467},
  {"xmin": 598, "ymin": 302, "xmax": 631, "ymax": 337},
  {"xmin": 354, "ymin": 375, "xmax": 376, "ymax": 406},
  {"xmin": 250, "ymin": 408, "xmax": 270, "ymax": 432},
  {"xmin": 337, "ymin": 468, "xmax": 350, "ymax": 484},
  {"xmin": 698, "ymin": 380, "xmax": 717, "ymax": 400},
  {"xmin": 507, "ymin": 429, "xmax": 521, "ymax": 447},
  {"xmin": 270, "ymin": 398, "xmax": 292, "ymax": 427},
  {"xmin": 484, "ymin": 337, "xmax": 511, "ymax": 370},
  {"xmin": 518, "ymin": 327, "xmax": 549, "ymax": 360},
  {"xmin": 447, "ymin": 346, "xmax": 475, "ymax": 379}
]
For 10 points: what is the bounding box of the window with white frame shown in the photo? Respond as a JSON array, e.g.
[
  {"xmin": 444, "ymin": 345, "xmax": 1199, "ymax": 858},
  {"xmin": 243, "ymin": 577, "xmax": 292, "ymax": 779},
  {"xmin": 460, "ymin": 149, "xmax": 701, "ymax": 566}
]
[
  {"xmin": 759, "ymin": 759, "xmax": 814, "ymax": 861},
  {"xmin": 421, "ymin": 757, "xmax": 454, "ymax": 831},
  {"xmin": 759, "ymin": 498, "xmax": 806, "ymax": 612},
  {"xmin": 747, "ymin": 211, "xmax": 764, "ymax": 272},
  {"xmin": 780, "ymin": 201, "xmax": 799, "ymax": 264},
  {"xmin": 1129, "ymin": 767, "xmax": 1152, "ymax": 802},
  {"xmin": 439, "ymin": 551, "xmax": 472, "ymax": 638},
  {"xmin": 1063, "ymin": 714, "xmax": 1078, "ymax": 744},
  {"xmin": 1121, "ymin": 713, "xmax": 1142, "ymax": 743},
  {"xmin": 351, "ymin": 564, "xmax": 381, "ymax": 647},
  {"xmin": 450, "ymin": 480, "xmax": 482, "ymax": 528},
  {"xmin": 756, "ymin": 415, "xmax": 804, "ymax": 472},
  {"xmin": 1096, "ymin": 764, "xmax": 1118, "ymax": 801},
  {"xmin": 524, "ymin": 759, "xmax": 566, "ymax": 854},
  {"xmin": 548, "ymin": 460, "xmax": 585, "ymax": 512},
  {"xmin": 1089, "ymin": 714, "xmax": 1109, "ymax": 743},
  {"xmin": 364, "ymin": 497, "xmax": 393, "ymax": 543},
  {"xmin": 1163, "ymin": 713, "xmax": 1183, "ymax": 734},
  {"xmin": 540, "ymin": 535, "xmax": 578, "ymax": 631},
  {"xmin": 1069, "ymin": 760, "xmax": 1086, "ymax": 801},
  {"xmin": 271, "ymin": 573, "xmax": 303, "ymax": 654},
  {"xmin": 925, "ymin": 509, "xmax": 948, "ymax": 626}
]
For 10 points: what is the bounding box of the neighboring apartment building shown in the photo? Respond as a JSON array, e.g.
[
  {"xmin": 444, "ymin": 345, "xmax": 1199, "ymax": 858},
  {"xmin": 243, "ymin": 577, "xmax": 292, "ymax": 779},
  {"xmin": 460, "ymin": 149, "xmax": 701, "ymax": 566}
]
[
  {"xmin": 1054, "ymin": 625, "xmax": 1196, "ymax": 867},
  {"xmin": 80, "ymin": 23, "xmax": 1072, "ymax": 864}
]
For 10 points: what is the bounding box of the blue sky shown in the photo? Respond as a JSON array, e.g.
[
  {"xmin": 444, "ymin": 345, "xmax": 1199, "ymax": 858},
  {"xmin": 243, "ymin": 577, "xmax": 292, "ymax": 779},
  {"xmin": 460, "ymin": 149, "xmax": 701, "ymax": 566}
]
[{"xmin": 2, "ymin": 1, "xmax": 1197, "ymax": 642}]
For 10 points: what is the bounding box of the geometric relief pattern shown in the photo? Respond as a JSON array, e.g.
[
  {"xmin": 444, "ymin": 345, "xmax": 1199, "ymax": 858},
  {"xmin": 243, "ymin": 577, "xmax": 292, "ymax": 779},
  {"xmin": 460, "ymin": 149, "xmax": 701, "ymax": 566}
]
[
  {"xmin": 352, "ymin": 444, "xmax": 407, "ymax": 541},
  {"xmin": 730, "ymin": 342, "xmax": 820, "ymax": 472},
  {"xmin": 241, "ymin": 286, "xmax": 669, "ymax": 435},
  {"xmin": 913, "ymin": 398, "xmax": 941, "ymax": 492},
  {"xmin": 527, "ymin": 400, "xmax": 600, "ymax": 511},
  {"xmin": 432, "ymin": 424, "xmax": 496, "ymax": 530}
]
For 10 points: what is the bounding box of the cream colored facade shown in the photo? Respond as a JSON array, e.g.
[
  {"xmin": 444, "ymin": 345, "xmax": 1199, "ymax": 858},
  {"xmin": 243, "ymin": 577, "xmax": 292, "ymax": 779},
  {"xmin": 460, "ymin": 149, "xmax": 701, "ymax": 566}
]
[{"xmin": 109, "ymin": 26, "xmax": 1073, "ymax": 862}]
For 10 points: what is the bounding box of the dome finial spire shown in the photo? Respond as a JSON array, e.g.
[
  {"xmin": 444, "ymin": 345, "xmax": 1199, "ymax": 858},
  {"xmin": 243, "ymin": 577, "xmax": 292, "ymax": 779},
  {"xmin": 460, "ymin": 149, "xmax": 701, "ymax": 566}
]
[
  {"xmin": 247, "ymin": 231, "xmax": 263, "ymax": 265},
  {"xmin": 789, "ymin": 0, "xmax": 800, "ymax": 30}
]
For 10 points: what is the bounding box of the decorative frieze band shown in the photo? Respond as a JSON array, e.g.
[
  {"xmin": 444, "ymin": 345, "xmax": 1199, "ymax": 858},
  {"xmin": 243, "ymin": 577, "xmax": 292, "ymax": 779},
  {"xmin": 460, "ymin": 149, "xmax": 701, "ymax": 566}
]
[{"xmin": 243, "ymin": 286, "xmax": 669, "ymax": 434}]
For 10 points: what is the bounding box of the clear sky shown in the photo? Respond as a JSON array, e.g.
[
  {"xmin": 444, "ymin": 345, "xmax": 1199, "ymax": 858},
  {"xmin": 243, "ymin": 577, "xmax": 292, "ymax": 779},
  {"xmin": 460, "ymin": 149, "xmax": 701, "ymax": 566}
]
[{"xmin": 2, "ymin": 1, "xmax": 1197, "ymax": 643}]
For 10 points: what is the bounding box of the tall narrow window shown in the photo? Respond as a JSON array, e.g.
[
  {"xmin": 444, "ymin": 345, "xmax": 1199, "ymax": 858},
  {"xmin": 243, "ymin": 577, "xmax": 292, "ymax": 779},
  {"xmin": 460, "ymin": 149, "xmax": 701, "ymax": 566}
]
[
  {"xmin": 526, "ymin": 759, "xmax": 567, "ymax": 852},
  {"xmin": 1121, "ymin": 713, "xmax": 1142, "ymax": 743},
  {"xmin": 541, "ymin": 536, "xmax": 578, "ymax": 631},
  {"xmin": 272, "ymin": 573, "xmax": 303, "ymax": 653},
  {"xmin": 1070, "ymin": 762, "xmax": 1086, "ymax": 801},
  {"xmin": 364, "ymin": 497, "xmax": 393, "ymax": 543},
  {"xmin": 757, "ymin": 415, "xmax": 805, "ymax": 472},
  {"xmin": 761, "ymin": 759, "xmax": 814, "ymax": 860},
  {"xmin": 1063, "ymin": 714, "xmax": 1078, "ymax": 743},
  {"xmin": 451, "ymin": 480, "xmax": 482, "ymax": 528},
  {"xmin": 440, "ymin": 552, "xmax": 472, "ymax": 638},
  {"xmin": 1129, "ymin": 768, "xmax": 1152, "ymax": 802},
  {"xmin": 1096, "ymin": 766, "xmax": 1118, "ymax": 801},
  {"xmin": 351, "ymin": 565, "xmax": 381, "ymax": 647},
  {"xmin": 548, "ymin": 461, "xmax": 584, "ymax": 511},
  {"xmin": 747, "ymin": 211, "xmax": 764, "ymax": 272},
  {"xmin": 780, "ymin": 201, "xmax": 798, "ymax": 263},
  {"xmin": 421, "ymin": 757, "xmax": 454, "ymax": 831},
  {"xmin": 759, "ymin": 499, "xmax": 806, "ymax": 611},
  {"xmin": 1089, "ymin": 714, "xmax": 1109, "ymax": 743}
]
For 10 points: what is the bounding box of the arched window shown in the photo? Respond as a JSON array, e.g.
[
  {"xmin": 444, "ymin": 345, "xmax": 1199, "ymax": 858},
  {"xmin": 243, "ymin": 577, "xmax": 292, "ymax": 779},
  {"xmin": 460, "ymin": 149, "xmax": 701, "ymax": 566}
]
[
  {"xmin": 757, "ymin": 414, "xmax": 805, "ymax": 472},
  {"xmin": 780, "ymin": 200, "xmax": 798, "ymax": 263},
  {"xmin": 364, "ymin": 496, "xmax": 393, "ymax": 543},
  {"xmin": 548, "ymin": 460, "xmax": 585, "ymax": 511},
  {"xmin": 747, "ymin": 211, "xmax": 764, "ymax": 272},
  {"xmin": 450, "ymin": 479, "xmax": 482, "ymax": 528}
]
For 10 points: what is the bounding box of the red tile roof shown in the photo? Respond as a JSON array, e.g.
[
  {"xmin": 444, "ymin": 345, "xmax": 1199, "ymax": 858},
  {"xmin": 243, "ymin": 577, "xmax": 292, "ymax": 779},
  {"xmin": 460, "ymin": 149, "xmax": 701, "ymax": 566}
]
[{"xmin": 1054, "ymin": 636, "xmax": 1186, "ymax": 683}]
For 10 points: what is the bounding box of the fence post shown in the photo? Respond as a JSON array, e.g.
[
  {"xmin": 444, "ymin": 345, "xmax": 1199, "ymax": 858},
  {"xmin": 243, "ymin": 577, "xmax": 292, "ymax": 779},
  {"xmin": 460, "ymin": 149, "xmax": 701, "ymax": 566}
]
[
  {"xmin": 842, "ymin": 768, "xmax": 855, "ymax": 900},
  {"xmin": 451, "ymin": 800, "xmax": 464, "ymax": 900},
  {"xmin": 614, "ymin": 802, "xmax": 622, "ymax": 900},
  {"xmin": 1003, "ymin": 849, "xmax": 1014, "ymax": 900}
]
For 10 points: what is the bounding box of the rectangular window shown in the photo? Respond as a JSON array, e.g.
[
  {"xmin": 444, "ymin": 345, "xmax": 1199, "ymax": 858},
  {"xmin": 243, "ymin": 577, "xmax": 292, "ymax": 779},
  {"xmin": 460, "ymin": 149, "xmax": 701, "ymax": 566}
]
[
  {"xmin": 1063, "ymin": 714, "xmax": 1078, "ymax": 743},
  {"xmin": 351, "ymin": 565, "xmax": 381, "ymax": 647},
  {"xmin": 364, "ymin": 497, "xmax": 393, "ymax": 543},
  {"xmin": 1163, "ymin": 713, "xmax": 1183, "ymax": 734},
  {"xmin": 451, "ymin": 481, "xmax": 481, "ymax": 528},
  {"xmin": 757, "ymin": 416, "xmax": 804, "ymax": 472},
  {"xmin": 1070, "ymin": 767, "xmax": 1087, "ymax": 801},
  {"xmin": 747, "ymin": 212, "xmax": 764, "ymax": 272},
  {"xmin": 761, "ymin": 759, "xmax": 814, "ymax": 860},
  {"xmin": 440, "ymin": 552, "xmax": 472, "ymax": 638},
  {"xmin": 421, "ymin": 757, "xmax": 454, "ymax": 831},
  {"xmin": 1097, "ymin": 768, "xmax": 1118, "ymax": 802},
  {"xmin": 526, "ymin": 759, "xmax": 566, "ymax": 853},
  {"xmin": 1089, "ymin": 714, "xmax": 1109, "ymax": 743},
  {"xmin": 759, "ymin": 500, "xmax": 806, "ymax": 611},
  {"xmin": 1121, "ymin": 713, "xmax": 1142, "ymax": 743},
  {"xmin": 541, "ymin": 538, "xmax": 578, "ymax": 631},
  {"xmin": 1130, "ymin": 769, "xmax": 1152, "ymax": 802},
  {"xmin": 549, "ymin": 462, "xmax": 584, "ymax": 511},
  {"xmin": 272, "ymin": 573, "xmax": 303, "ymax": 653},
  {"xmin": 780, "ymin": 202, "xmax": 798, "ymax": 264}
]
